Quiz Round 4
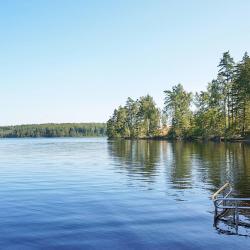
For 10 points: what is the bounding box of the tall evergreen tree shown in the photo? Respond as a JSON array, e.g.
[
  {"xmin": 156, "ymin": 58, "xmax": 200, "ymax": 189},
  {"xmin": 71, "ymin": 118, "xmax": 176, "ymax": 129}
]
[
  {"xmin": 164, "ymin": 84, "xmax": 192, "ymax": 138},
  {"xmin": 138, "ymin": 95, "xmax": 161, "ymax": 136},
  {"xmin": 234, "ymin": 52, "xmax": 250, "ymax": 134},
  {"xmin": 125, "ymin": 97, "xmax": 140, "ymax": 137},
  {"xmin": 194, "ymin": 79, "xmax": 224, "ymax": 137},
  {"xmin": 217, "ymin": 51, "xmax": 235, "ymax": 130}
]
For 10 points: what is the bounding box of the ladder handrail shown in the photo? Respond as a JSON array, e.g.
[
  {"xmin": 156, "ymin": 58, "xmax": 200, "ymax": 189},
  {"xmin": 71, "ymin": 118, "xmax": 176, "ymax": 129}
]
[{"xmin": 211, "ymin": 182, "xmax": 232, "ymax": 201}]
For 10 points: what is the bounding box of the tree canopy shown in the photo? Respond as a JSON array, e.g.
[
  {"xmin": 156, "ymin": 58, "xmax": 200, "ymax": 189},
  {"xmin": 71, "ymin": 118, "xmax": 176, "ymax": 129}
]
[
  {"xmin": 107, "ymin": 95, "xmax": 161, "ymax": 138},
  {"xmin": 107, "ymin": 51, "xmax": 250, "ymax": 140}
]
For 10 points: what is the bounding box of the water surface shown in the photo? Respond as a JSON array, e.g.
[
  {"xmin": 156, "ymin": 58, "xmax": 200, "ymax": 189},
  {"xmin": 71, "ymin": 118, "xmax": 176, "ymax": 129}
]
[{"xmin": 0, "ymin": 138, "xmax": 250, "ymax": 249}]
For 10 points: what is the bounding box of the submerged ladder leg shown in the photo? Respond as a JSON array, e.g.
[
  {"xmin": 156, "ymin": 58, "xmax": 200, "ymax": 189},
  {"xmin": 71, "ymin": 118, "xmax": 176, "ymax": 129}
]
[
  {"xmin": 213, "ymin": 206, "xmax": 218, "ymax": 227},
  {"xmin": 233, "ymin": 201, "xmax": 236, "ymax": 224},
  {"xmin": 235, "ymin": 203, "xmax": 239, "ymax": 234}
]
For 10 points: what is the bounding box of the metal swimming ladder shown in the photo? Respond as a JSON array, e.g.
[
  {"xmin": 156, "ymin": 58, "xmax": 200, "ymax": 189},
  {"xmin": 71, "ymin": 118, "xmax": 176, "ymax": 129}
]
[{"xmin": 212, "ymin": 183, "xmax": 250, "ymax": 233}]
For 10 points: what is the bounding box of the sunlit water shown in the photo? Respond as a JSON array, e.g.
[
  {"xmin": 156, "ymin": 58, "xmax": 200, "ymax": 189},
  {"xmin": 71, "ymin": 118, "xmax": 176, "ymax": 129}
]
[{"xmin": 0, "ymin": 138, "xmax": 250, "ymax": 249}]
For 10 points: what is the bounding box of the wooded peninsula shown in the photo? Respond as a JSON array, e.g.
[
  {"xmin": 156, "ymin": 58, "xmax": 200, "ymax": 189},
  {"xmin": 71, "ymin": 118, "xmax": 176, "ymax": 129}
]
[
  {"xmin": 107, "ymin": 52, "xmax": 250, "ymax": 141},
  {"xmin": 0, "ymin": 123, "xmax": 106, "ymax": 138},
  {"xmin": 1, "ymin": 52, "xmax": 249, "ymax": 141}
]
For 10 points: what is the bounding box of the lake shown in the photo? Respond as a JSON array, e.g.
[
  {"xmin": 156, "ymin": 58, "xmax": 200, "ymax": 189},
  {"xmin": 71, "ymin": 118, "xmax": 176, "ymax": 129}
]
[{"xmin": 0, "ymin": 138, "xmax": 250, "ymax": 249}]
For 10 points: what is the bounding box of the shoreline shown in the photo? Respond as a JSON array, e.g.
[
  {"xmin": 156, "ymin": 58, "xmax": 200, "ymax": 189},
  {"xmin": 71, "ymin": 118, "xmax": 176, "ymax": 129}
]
[{"xmin": 109, "ymin": 136, "xmax": 250, "ymax": 143}]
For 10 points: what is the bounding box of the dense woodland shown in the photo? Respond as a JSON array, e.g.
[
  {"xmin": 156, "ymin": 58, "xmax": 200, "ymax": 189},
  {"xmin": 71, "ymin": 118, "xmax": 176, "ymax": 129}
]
[
  {"xmin": 0, "ymin": 123, "xmax": 106, "ymax": 138},
  {"xmin": 107, "ymin": 52, "xmax": 250, "ymax": 140}
]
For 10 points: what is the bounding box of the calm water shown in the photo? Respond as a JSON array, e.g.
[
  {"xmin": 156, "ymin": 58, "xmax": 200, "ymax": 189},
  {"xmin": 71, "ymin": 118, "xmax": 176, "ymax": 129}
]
[{"xmin": 0, "ymin": 138, "xmax": 250, "ymax": 249}]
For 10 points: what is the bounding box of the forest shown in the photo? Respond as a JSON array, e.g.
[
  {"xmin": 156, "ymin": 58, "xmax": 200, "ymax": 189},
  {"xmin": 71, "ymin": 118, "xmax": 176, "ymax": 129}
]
[
  {"xmin": 107, "ymin": 51, "xmax": 250, "ymax": 140},
  {"xmin": 0, "ymin": 123, "xmax": 106, "ymax": 138}
]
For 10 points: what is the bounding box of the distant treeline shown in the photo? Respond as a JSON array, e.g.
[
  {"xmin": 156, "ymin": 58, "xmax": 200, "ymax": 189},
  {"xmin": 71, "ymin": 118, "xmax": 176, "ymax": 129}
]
[
  {"xmin": 0, "ymin": 123, "xmax": 106, "ymax": 138},
  {"xmin": 107, "ymin": 51, "xmax": 250, "ymax": 140}
]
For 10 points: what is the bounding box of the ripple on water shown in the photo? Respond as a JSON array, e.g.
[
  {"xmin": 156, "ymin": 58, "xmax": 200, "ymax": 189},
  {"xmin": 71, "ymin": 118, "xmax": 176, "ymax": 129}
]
[{"xmin": 0, "ymin": 138, "xmax": 250, "ymax": 249}]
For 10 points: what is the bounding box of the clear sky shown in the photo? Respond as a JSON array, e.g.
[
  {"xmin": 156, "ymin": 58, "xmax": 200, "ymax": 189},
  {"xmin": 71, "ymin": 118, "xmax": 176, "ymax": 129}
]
[{"xmin": 0, "ymin": 0, "xmax": 250, "ymax": 125}]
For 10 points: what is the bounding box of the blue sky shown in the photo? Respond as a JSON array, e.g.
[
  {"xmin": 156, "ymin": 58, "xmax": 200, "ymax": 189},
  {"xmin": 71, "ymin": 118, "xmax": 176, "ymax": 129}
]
[{"xmin": 0, "ymin": 0, "xmax": 249, "ymax": 125}]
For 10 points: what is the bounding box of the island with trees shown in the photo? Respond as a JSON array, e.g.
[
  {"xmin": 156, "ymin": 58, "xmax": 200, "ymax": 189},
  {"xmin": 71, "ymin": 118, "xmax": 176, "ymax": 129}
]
[
  {"xmin": 0, "ymin": 123, "xmax": 106, "ymax": 138},
  {"xmin": 107, "ymin": 51, "xmax": 250, "ymax": 141}
]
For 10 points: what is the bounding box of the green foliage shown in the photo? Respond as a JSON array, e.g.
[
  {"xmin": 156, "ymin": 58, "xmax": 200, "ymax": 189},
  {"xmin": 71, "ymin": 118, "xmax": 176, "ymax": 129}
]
[
  {"xmin": 164, "ymin": 84, "xmax": 192, "ymax": 138},
  {"xmin": 107, "ymin": 51, "xmax": 250, "ymax": 140},
  {"xmin": 217, "ymin": 51, "xmax": 235, "ymax": 131},
  {"xmin": 234, "ymin": 52, "xmax": 250, "ymax": 134},
  {"xmin": 194, "ymin": 51, "xmax": 250, "ymax": 138},
  {"xmin": 0, "ymin": 123, "xmax": 106, "ymax": 138},
  {"xmin": 138, "ymin": 95, "xmax": 161, "ymax": 136},
  {"xmin": 107, "ymin": 95, "xmax": 160, "ymax": 138},
  {"xmin": 194, "ymin": 79, "xmax": 225, "ymax": 137}
]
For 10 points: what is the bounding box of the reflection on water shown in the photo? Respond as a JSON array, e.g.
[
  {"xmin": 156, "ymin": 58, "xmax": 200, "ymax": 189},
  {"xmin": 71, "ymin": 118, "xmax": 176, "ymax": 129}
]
[
  {"xmin": 108, "ymin": 140, "xmax": 250, "ymax": 238},
  {"xmin": 108, "ymin": 140, "xmax": 162, "ymax": 179},
  {"xmin": 0, "ymin": 138, "xmax": 250, "ymax": 249},
  {"xmin": 215, "ymin": 215, "xmax": 250, "ymax": 237},
  {"xmin": 108, "ymin": 140, "xmax": 250, "ymax": 197}
]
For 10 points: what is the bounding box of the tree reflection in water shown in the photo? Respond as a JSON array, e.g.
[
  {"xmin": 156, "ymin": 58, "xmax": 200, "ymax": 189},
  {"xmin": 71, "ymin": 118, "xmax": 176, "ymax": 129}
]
[
  {"xmin": 108, "ymin": 140, "xmax": 250, "ymax": 197},
  {"xmin": 107, "ymin": 139, "xmax": 162, "ymax": 182}
]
